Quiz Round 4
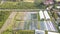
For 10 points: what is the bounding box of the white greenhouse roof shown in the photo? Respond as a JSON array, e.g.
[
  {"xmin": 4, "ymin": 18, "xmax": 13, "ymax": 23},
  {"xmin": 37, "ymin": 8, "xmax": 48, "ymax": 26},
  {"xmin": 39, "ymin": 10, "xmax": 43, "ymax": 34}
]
[
  {"xmin": 39, "ymin": 10, "xmax": 44, "ymax": 20},
  {"xmin": 44, "ymin": 10, "xmax": 50, "ymax": 20}
]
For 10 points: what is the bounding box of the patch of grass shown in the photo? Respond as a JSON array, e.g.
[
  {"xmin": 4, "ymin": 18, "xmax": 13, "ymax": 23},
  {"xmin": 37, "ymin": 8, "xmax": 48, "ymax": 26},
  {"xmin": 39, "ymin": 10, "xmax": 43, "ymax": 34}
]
[
  {"xmin": 0, "ymin": 2, "xmax": 46, "ymax": 9},
  {"xmin": 16, "ymin": 30, "xmax": 35, "ymax": 34},
  {"xmin": 0, "ymin": 11, "xmax": 11, "ymax": 28},
  {"xmin": 37, "ymin": 22, "xmax": 40, "ymax": 29},
  {"xmin": 2, "ymin": 30, "xmax": 35, "ymax": 34},
  {"xmin": 2, "ymin": 30, "xmax": 12, "ymax": 34},
  {"xmin": 38, "ymin": 12, "xmax": 40, "ymax": 21},
  {"xmin": 45, "ymin": 30, "xmax": 48, "ymax": 34},
  {"xmin": 2, "ymin": 31, "xmax": 12, "ymax": 34}
]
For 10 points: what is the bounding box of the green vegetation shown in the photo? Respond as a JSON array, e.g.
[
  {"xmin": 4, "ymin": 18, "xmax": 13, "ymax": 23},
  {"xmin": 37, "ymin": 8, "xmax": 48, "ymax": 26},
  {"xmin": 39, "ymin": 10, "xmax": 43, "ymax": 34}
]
[
  {"xmin": 52, "ymin": 12, "xmax": 58, "ymax": 20},
  {"xmin": 2, "ymin": 31, "xmax": 12, "ymax": 34},
  {"xmin": 38, "ymin": 12, "xmax": 40, "ymax": 21},
  {"xmin": 0, "ymin": 2, "xmax": 18, "ymax": 9},
  {"xmin": 24, "ymin": 21, "xmax": 30, "ymax": 29},
  {"xmin": 37, "ymin": 12, "xmax": 40, "ymax": 29},
  {"xmin": 37, "ymin": 22, "xmax": 40, "ymax": 29},
  {"xmin": 0, "ymin": 2, "xmax": 46, "ymax": 9},
  {"xmin": 2, "ymin": 30, "xmax": 34, "ymax": 34},
  {"xmin": 34, "ymin": 0, "xmax": 46, "ymax": 9},
  {"xmin": 16, "ymin": 30, "xmax": 35, "ymax": 34},
  {"xmin": 50, "ymin": 11, "xmax": 60, "ymax": 33},
  {"xmin": 45, "ymin": 30, "xmax": 48, "ymax": 34},
  {"xmin": 0, "ymin": 11, "xmax": 11, "ymax": 28},
  {"xmin": 0, "ymin": 0, "xmax": 1, "ymax": 3},
  {"xmin": 53, "ymin": 3, "xmax": 58, "ymax": 9},
  {"xmin": 2, "ymin": 29, "xmax": 12, "ymax": 34}
]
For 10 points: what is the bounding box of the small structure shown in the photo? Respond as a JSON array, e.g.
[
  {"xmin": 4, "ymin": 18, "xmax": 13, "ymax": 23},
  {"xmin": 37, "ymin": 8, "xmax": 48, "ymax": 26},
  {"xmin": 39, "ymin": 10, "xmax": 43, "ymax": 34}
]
[
  {"xmin": 39, "ymin": 10, "xmax": 44, "ymax": 20},
  {"xmin": 46, "ymin": 5, "xmax": 53, "ymax": 10},
  {"xmin": 44, "ymin": 10, "xmax": 50, "ymax": 20}
]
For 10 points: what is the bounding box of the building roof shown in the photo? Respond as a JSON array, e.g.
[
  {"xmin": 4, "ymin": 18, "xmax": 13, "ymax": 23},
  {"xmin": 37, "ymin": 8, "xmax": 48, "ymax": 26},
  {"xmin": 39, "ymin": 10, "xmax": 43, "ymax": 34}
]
[
  {"xmin": 39, "ymin": 10, "xmax": 44, "ymax": 20},
  {"xmin": 44, "ymin": 10, "xmax": 50, "ymax": 20}
]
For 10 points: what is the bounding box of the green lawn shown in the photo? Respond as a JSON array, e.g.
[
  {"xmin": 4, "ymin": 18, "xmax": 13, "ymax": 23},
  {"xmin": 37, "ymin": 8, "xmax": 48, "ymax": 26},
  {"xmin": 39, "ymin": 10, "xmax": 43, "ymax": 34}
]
[
  {"xmin": 2, "ymin": 31, "xmax": 12, "ymax": 34},
  {"xmin": 2, "ymin": 29, "xmax": 12, "ymax": 34},
  {"xmin": 0, "ymin": 2, "xmax": 46, "ymax": 9},
  {"xmin": 0, "ymin": 11, "xmax": 11, "ymax": 28},
  {"xmin": 38, "ymin": 12, "xmax": 40, "ymax": 21},
  {"xmin": 2, "ymin": 30, "xmax": 35, "ymax": 34},
  {"xmin": 16, "ymin": 30, "xmax": 35, "ymax": 34}
]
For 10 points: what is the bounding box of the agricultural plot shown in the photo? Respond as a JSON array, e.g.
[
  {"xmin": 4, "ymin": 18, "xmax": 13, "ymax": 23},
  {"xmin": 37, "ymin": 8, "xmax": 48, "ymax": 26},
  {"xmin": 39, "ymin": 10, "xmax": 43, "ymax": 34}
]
[
  {"xmin": 12, "ymin": 12, "xmax": 40, "ymax": 30},
  {"xmin": 10, "ymin": 11, "xmax": 57, "ymax": 32},
  {"xmin": 0, "ymin": 10, "xmax": 59, "ymax": 34}
]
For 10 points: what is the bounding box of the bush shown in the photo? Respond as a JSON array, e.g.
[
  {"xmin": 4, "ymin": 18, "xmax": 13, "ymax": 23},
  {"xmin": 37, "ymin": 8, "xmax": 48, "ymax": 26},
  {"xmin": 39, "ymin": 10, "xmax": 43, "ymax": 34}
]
[{"xmin": 35, "ymin": 2, "xmax": 46, "ymax": 9}]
